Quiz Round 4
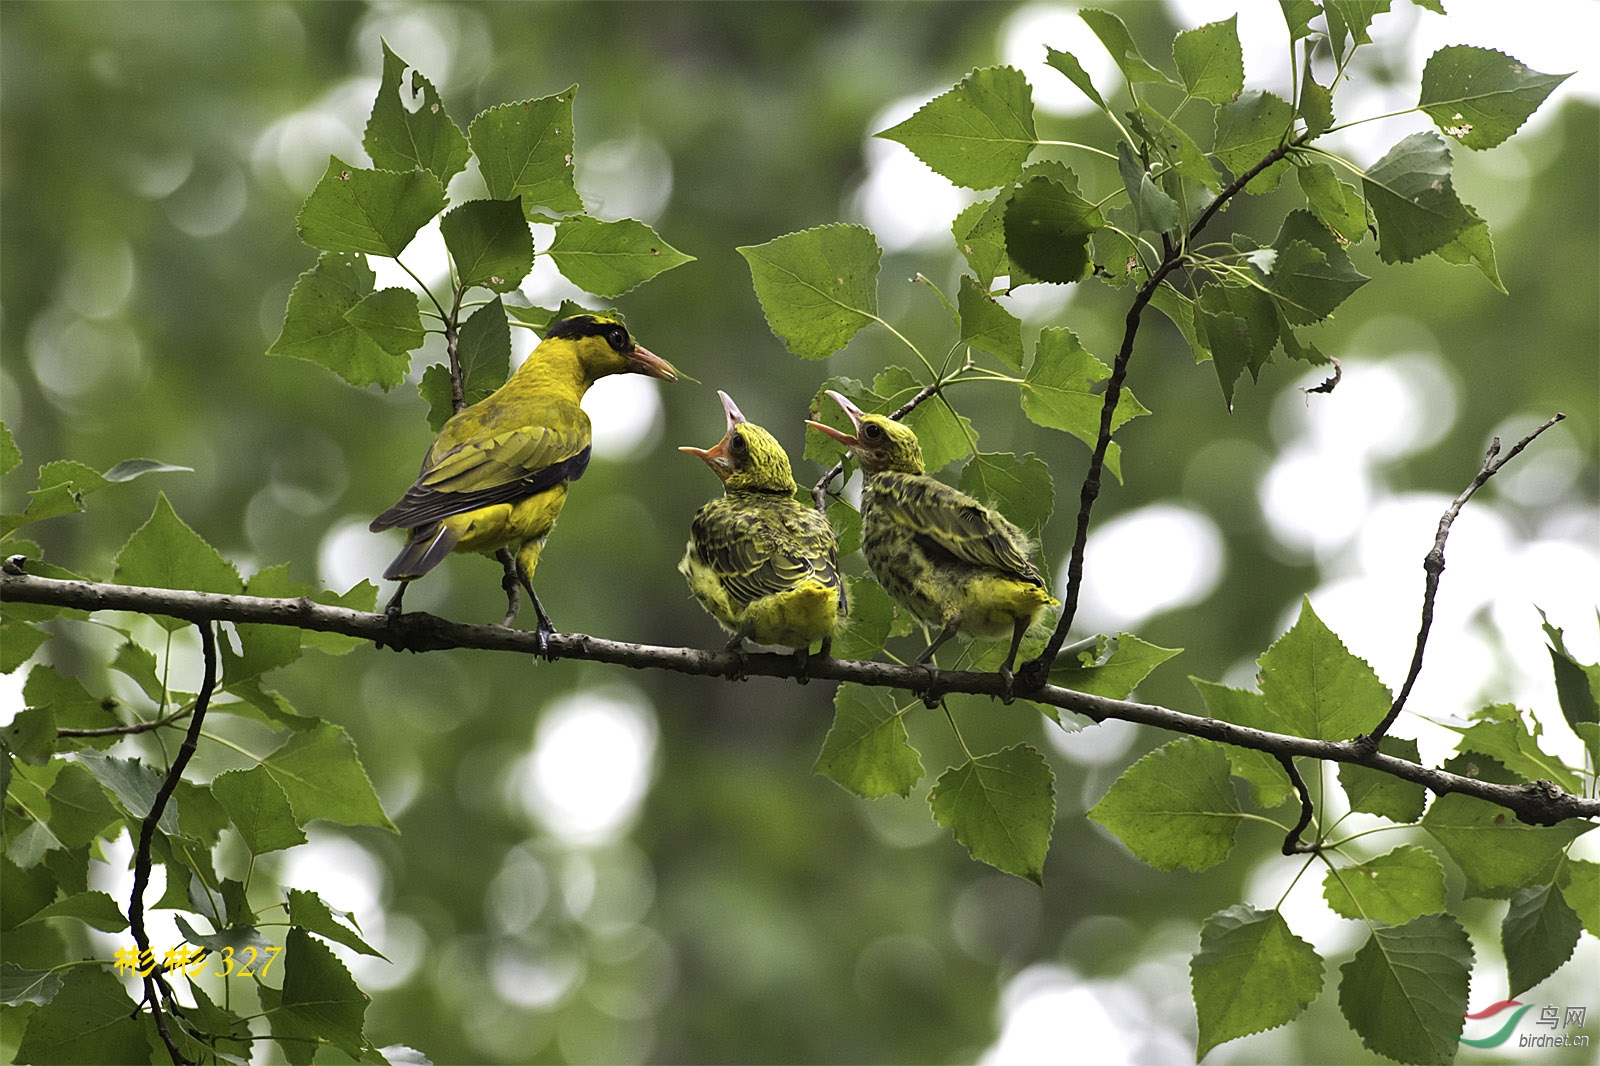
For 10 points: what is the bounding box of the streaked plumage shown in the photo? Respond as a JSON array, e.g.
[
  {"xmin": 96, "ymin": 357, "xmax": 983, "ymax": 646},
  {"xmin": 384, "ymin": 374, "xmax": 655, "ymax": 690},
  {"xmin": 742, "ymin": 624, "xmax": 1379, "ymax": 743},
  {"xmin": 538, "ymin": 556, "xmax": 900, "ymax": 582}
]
[
  {"xmin": 371, "ymin": 313, "xmax": 677, "ymax": 649},
  {"xmin": 807, "ymin": 391, "xmax": 1056, "ymax": 691},
  {"xmin": 679, "ymin": 391, "xmax": 845, "ymax": 658}
]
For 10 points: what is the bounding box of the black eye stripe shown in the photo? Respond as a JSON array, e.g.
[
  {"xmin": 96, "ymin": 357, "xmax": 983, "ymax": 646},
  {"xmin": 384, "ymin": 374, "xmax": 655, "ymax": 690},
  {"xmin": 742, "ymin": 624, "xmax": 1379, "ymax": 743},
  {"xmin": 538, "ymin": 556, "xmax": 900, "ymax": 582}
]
[{"xmin": 546, "ymin": 315, "xmax": 631, "ymax": 352}]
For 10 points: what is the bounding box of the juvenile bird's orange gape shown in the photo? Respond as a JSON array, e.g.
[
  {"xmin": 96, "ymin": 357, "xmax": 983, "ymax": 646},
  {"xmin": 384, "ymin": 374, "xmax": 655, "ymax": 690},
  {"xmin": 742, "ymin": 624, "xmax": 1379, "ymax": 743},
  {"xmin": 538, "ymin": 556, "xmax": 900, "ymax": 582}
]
[{"xmin": 371, "ymin": 313, "xmax": 677, "ymax": 653}]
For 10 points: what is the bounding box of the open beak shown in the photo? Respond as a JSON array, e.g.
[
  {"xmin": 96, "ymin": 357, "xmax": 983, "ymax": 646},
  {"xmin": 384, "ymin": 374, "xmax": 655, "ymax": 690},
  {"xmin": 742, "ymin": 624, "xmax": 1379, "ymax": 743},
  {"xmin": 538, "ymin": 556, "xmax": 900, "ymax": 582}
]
[
  {"xmin": 679, "ymin": 391, "xmax": 746, "ymax": 478},
  {"xmin": 804, "ymin": 389, "xmax": 865, "ymax": 447},
  {"xmin": 626, "ymin": 343, "xmax": 680, "ymax": 382}
]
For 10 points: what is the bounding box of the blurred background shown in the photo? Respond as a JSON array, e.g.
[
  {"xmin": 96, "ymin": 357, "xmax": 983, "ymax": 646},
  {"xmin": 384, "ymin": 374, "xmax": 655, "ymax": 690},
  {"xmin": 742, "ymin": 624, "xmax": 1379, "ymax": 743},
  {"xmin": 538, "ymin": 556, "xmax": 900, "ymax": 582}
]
[{"xmin": 2, "ymin": 1, "xmax": 1595, "ymax": 1063}]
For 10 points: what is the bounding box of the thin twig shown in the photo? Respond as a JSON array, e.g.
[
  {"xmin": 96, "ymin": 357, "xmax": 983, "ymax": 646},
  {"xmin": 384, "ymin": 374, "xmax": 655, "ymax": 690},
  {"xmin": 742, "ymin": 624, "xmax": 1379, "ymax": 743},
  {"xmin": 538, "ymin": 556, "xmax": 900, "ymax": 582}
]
[
  {"xmin": 126, "ymin": 621, "xmax": 217, "ymax": 1066},
  {"xmin": 1359, "ymin": 413, "xmax": 1567, "ymax": 748},
  {"xmin": 57, "ymin": 706, "xmax": 190, "ymax": 739},
  {"xmin": 6, "ymin": 569, "xmax": 1596, "ymax": 826},
  {"xmin": 1018, "ymin": 136, "xmax": 1306, "ymax": 689},
  {"xmin": 1276, "ymin": 754, "xmax": 1320, "ymax": 855}
]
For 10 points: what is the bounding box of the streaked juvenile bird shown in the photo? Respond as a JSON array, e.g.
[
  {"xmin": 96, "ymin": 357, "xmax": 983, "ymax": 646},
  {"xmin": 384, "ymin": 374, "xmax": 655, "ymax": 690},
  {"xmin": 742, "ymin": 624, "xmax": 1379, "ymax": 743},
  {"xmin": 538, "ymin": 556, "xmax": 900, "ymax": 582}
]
[
  {"xmin": 371, "ymin": 313, "xmax": 677, "ymax": 653},
  {"xmin": 679, "ymin": 391, "xmax": 846, "ymax": 665},
  {"xmin": 808, "ymin": 391, "xmax": 1056, "ymax": 696}
]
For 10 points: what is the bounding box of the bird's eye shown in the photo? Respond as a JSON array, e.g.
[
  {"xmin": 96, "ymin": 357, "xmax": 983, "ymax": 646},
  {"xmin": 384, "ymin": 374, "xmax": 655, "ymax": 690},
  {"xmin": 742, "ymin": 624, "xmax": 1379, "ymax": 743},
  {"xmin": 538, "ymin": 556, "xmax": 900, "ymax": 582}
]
[
  {"xmin": 607, "ymin": 326, "xmax": 628, "ymax": 352},
  {"xmin": 730, "ymin": 432, "xmax": 748, "ymax": 454},
  {"xmin": 863, "ymin": 423, "xmax": 883, "ymax": 441}
]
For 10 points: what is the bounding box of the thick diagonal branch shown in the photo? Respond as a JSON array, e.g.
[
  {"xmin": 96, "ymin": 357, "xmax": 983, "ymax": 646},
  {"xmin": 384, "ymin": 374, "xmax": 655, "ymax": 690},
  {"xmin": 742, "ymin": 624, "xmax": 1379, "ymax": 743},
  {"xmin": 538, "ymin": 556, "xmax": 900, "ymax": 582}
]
[{"xmin": 5, "ymin": 569, "xmax": 1595, "ymax": 827}]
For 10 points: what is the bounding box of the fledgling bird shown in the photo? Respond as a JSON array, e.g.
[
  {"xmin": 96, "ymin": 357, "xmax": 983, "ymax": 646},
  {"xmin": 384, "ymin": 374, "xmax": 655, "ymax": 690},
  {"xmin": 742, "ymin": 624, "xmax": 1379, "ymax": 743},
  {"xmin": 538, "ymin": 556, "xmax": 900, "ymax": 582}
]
[
  {"xmin": 370, "ymin": 313, "xmax": 677, "ymax": 653},
  {"xmin": 807, "ymin": 391, "xmax": 1057, "ymax": 696},
  {"xmin": 679, "ymin": 391, "xmax": 846, "ymax": 667}
]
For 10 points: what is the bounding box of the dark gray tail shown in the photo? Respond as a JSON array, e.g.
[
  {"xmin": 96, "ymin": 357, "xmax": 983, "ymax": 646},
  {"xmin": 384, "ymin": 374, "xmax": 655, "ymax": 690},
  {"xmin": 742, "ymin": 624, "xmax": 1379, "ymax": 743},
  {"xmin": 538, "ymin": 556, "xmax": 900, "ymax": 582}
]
[{"xmin": 382, "ymin": 523, "xmax": 461, "ymax": 581}]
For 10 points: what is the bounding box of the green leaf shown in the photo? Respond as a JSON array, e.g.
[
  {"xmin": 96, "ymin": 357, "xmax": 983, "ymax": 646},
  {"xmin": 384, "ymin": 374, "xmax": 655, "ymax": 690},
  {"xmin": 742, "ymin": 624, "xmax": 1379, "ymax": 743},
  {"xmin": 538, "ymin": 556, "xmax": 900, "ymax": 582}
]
[
  {"xmin": 1322, "ymin": 845, "xmax": 1446, "ymax": 925},
  {"xmin": 175, "ymin": 779, "xmax": 229, "ymax": 847},
  {"xmin": 1, "ymin": 962, "xmax": 62, "ymax": 1006},
  {"xmin": 211, "ymin": 765, "xmax": 308, "ymax": 855},
  {"xmin": 13, "ymin": 966, "xmax": 150, "ymax": 1065},
  {"xmin": 930, "ymin": 744, "xmax": 1054, "ymax": 883},
  {"xmin": 956, "ymin": 275, "xmax": 1022, "ymax": 369},
  {"xmin": 1019, "ymin": 327, "xmax": 1148, "ymax": 480},
  {"xmin": 1191, "ymin": 905, "xmax": 1323, "ymax": 1059},
  {"xmin": 77, "ymin": 752, "xmax": 180, "ymax": 834},
  {"xmin": 279, "ymin": 926, "xmax": 370, "ymax": 1058},
  {"xmin": 268, "ymin": 251, "xmax": 420, "ymax": 390},
  {"xmin": 440, "ymin": 198, "xmax": 534, "ymax": 294},
  {"xmin": 1195, "ymin": 281, "xmax": 1279, "ymax": 408},
  {"xmin": 1422, "ymin": 792, "xmax": 1593, "ymax": 899},
  {"xmin": 1002, "ymin": 175, "xmax": 1103, "ymax": 284},
  {"xmin": 1297, "ymin": 162, "xmax": 1368, "ymax": 245},
  {"xmin": 23, "ymin": 890, "xmax": 127, "ymax": 932},
  {"xmin": 1087, "ymin": 737, "xmax": 1241, "ymax": 872},
  {"xmin": 468, "ymin": 88, "xmax": 583, "ymax": 213},
  {"xmin": 1324, "ymin": 0, "xmax": 1392, "ymax": 60},
  {"xmin": 951, "ymin": 195, "xmax": 1010, "ymax": 289},
  {"xmin": 1279, "ymin": 0, "xmax": 1320, "ymax": 43},
  {"xmin": 739, "ymin": 224, "xmax": 880, "ymax": 360},
  {"xmin": 1434, "ymin": 213, "xmax": 1506, "ymax": 293},
  {"xmin": 1044, "ymin": 47, "xmax": 1107, "ymax": 110},
  {"xmin": 101, "ymin": 458, "xmax": 192, "ymax": 483},
  {"xmin": 1172, "ymin": 16, "xmax": 1244, "ymax": 105},
  {"xmin": 3, "ymin": 705, "xmax": 56, "ymax": 765},
  {"xmin": 1190, "ymin": 679, "xmax": 1295, "ymax": 808},
  {"xmin": 42, "ymin": 763, "xmax": 119, "ymax": 848},
  {"xmin": 1503, "ymin": 883, "xmax": 1582, "ymax": 997},
  {"xmin": 296, "ymin": 156, "xmax": 445, "ymax": 257},
  {"xmin": 957, "ymin": 452, "xmax": 1053, "ymax": 535},
  {"xmin": 1300, "ymin": 61, "xmax": 1335, "ymax": 139},
  {"xmin": 364, "ymin": 41, "xmax": 470, "ymax": 184},
  {"xmin": 1, "ymin": 611, "xmax": 48, "ymax": 674},
  {"xmin": 825, "ymin": 495, "xmax": 863, "ymax": 561},
  {"xmin": 1559, "ymin": 859, "xmax": 1598, "ymax": 937},
  {"xmin": 1338, "ymin": 736, "xmax": 1427, "ymax": 822},
  {"xmin": 1339, "ymin": 915, "xmax": 1471, "ymax": 1064},
  {"xmin": 1449, "ymin": 713, "xmax": 1583, "ymax": 794},
  {"xmin": 1212, "ymin": 91, "xmax": 1294, "ymax": 193},
  {"xmin": 1149, "ymin": 284, "xmax": 1208, "ymax": 363},
  {"xmin": 0, "ymin": 423, "xmax": 18, "ymax": 476},
  {"xmin": 1418, "ymin": 46, "xmax": 1571, "ymax": 151},
  {"xmin": 37, "ymin": 459, "xmax": 108, "ymax": 497},
  {"xmin": 1079, "ymin": 9, "xmax": 1174, "ymax": 86},
  {"xmin": 1257, "ymin": 597, "xmax": 1390, "ymax": 741},
  {"xmin": 420, "ymin": 297, "xmax": 512, "ymax": 433},
  {"xmin": 1541, "ymin": 615, "xmax": 1600, "ymax": 764},
  {"xmin": 1267, "ymin": 211, "xmax": 1369, "ymax": 324},
  {"xmin": 1116, "ymin": 141, "xmax": 1178, "ymax": 237},
  {"xmin": 876, "ymin": 66, "xmax": 1036, "ymax": 189},
  {"xmin": 1132, "ymin": 103, "xmax": 1222, "ymax": 191},
  {"xmin": 171, "ymin": 982, "xmax": 253, "ymax": 1064},
  {"xmin": 814, "ymin": 684, "xmax": 925, "ymax": 799},
  {"xmin": 288, "ymin": 888, "xmax": 386, "ymax": 958},
  {"xmin": 830, "ymin": 578, "xmax": 898, "ymax": 659},
  {"xmin": 1362, "ymin": 131, "xmax": 1476, "ymax": 264},
  {"xmin": 24, "ymin": 665, "xmax": 119, "ymax": 743},
  {"xmin": 219, "ymin": 565, "xmax": 306, "ymax": 683},
  {"xmin": 262, "ymin": 721, "xmax": 397, "ymax": 832},
  {"xmin": 112, "ymin": 493, "xmax": 242, "ymax": 630},
  {"xmin": 1052, "ymin": 633, "xmax": 1181, "ymax": 700},
  {"xmin": 548, "ymin": 215, "xmax": 694, "ymax": 299}
]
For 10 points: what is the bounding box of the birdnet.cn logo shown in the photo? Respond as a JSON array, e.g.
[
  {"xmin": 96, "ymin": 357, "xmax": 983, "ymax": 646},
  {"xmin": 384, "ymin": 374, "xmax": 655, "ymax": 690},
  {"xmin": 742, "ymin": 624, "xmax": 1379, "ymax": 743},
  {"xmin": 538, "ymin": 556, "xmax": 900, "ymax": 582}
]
[{"xmin": 1454, "ymin": 1000, "xmax": 1590, "ymax": 1049}]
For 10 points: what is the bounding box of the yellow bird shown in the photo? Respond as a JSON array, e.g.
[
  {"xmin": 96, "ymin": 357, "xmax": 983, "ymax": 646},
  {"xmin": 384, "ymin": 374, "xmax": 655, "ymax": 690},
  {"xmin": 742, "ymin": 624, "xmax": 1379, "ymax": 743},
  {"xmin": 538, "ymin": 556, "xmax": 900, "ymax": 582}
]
[
  {"xmin": 370, "ymin": 313, "xmax": 677, "ymax": 652},
  {"xmin": 679, "ymin": 391, "xmax": 846, "ymax": 665},
  {"xmin": 808, "ymin": 391, "xmax": 1056, "ymax": 694}
]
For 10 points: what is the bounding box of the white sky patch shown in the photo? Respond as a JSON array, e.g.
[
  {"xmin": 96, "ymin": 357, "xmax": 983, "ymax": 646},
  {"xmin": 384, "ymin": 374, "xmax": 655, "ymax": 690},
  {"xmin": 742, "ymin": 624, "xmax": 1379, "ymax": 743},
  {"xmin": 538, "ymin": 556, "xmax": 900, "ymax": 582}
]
[
  {"xmin": 851, "ymin": 96, "xmax": 977, "ymax": 253},
  {"xmin": 997, "ymin": 4, "xmax": 1118, "ymax": 117},
  {"xmin": 577, "ymin": 135, "xmax": 675, "ymax": 224},
  {"xmin": 980, "ymin": 963, "xmax": 1191, "ymax": 1065},
  {"xmin": 319, "ymin": 515, "xmax": 412, "ymax": 605},
  {"xmin": 1073, "ymin": 503, "xmax": 1225, "ymax": 631},
  {"xmin": 508, "ymin": 686, "xmax": 658, "ymax": 848},
  {"xmin": 583, "ymin": 373, "xmax": 666, "ymax": 462},
  {"xmin": 370, "ymin": 215, "xmax": 450, "ymax": 297}
]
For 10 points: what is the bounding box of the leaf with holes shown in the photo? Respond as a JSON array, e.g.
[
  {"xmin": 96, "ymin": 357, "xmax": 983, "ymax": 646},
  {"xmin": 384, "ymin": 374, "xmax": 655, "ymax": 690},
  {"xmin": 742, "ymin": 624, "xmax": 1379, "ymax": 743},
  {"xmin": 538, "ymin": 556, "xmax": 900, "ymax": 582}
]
[
  {"xmin": 1419, "ymin": 46, "xmax": 1570, "ymax": 151},
  {"xmin": 1322, "ymin": 845, "xmax": 1446, "ymax": 925},
  {"xmin": 1362, "ymin": 131, "xmax": 1476, "ymax": 264},
  {"xmin": 364, "ymin": 41, "xmax": 470, "ymax": 183},
  {"xmin": 469, "ymin": 89, "xmax": 583, "ymax": 213}
]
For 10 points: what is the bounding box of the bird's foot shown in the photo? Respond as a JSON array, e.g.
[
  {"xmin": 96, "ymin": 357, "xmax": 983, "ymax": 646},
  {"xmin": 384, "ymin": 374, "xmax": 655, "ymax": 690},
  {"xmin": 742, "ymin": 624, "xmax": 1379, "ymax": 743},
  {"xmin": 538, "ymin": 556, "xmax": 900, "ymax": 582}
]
[
  {"xmin": 794, "ymin": 646, "xmax": 812, "ymax": 684},
  {"xmin": 998, "ymin": 665, "xmax": 1016, "ymax": 705},
  {"xmin": 722, "ymin": 640, "xmax": 750, "ymax": 682},
  {"xmin": 921, "ymin": 663, "xmax": 944, "ymax": 709}
]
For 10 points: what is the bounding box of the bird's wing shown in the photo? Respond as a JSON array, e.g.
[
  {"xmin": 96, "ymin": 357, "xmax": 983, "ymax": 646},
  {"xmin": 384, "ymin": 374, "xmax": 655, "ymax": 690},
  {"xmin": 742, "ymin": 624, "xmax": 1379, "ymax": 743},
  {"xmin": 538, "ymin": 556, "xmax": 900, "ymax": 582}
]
[
  {"xmin": 872, "ymin": 473, "xmax": 1044, "ymax": 585},
  {"xmin": 691, "ymin": 499, "xmax": 840, "ymax": 608},
  {"xmin": 371, "ymin": 410, "xmax": 592, "ymax": 531}
]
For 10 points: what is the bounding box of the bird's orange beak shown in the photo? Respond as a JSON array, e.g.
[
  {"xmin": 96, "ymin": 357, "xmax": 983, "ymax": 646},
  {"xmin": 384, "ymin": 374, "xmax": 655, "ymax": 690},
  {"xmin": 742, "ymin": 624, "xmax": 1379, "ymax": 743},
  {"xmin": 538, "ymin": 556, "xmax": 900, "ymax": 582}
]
[
  {"xmin": 804, "ymin": 389, "xmax": 865, "ymax": 447},
  {"xmin": 626, "ymin": 343, "xmax": 680, "ymax": 382},
  {"xmin": 678, "ymin": 390, "xmax": 746, "ymax": 478}
]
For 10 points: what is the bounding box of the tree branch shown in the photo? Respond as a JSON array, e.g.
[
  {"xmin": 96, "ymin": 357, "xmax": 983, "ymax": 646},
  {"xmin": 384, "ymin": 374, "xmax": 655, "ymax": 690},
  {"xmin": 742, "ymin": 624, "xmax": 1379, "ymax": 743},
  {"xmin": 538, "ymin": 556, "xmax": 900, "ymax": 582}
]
[
  {"xmin": 126, "ymin": 620, "xmax": 216, "ymax": 1066},
  {"xmin": 5, "ymin": 569, "xmax": 1595, "ymax": 827},
  {"xmin": 1276, "ymin": 754, "xmax": 1320, "ymax": 855},
  {"xmin": 1019, "ymin": 136, "xmax": 1306, "ymax": 689},
  {"xmin": 1359, "ymin": 413, "xmax": 1567, "ymax": 749}
]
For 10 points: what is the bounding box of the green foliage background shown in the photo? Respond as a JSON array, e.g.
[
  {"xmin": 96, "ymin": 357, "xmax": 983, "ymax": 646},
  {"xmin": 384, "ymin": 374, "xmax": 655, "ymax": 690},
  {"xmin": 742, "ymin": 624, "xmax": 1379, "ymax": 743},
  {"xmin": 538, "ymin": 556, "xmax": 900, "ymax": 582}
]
[{"xmin": 1, "ymin": 2, "xmax": 1595, "ymax": 1063}]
